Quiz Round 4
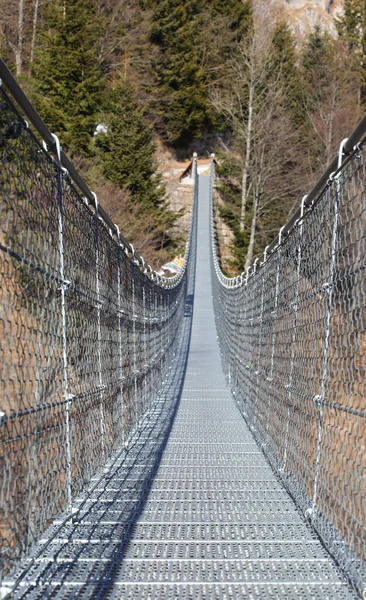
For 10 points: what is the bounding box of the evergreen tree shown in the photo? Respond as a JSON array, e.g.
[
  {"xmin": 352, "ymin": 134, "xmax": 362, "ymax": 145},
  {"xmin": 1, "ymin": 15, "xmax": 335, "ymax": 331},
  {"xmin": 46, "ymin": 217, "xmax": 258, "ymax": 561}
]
[
  {"xmin": 96, "ymin": 83, "xmax": 176, "ymax": 248},
  {"xmin": 31, "ymin": 0, "xmax": 104, "ymax": 154},
  {"xmin": 96, "ymin": 84, "xmax": 162, "ymax": 207},
  {"xmin": 150, "ymin": 0, "xmax": 252, "ymax": 147},
  {"xmin": 270, "ymin": 21, "xmax": 303, "ymax": 127},
  {"xmin": 301, "ymin": 26, "xmax": 360, "ymax": 169},
  {"xmin": 336, "ymin": 0, "xmax": 366, "ymax": 105},
  {"xmin": 150, "ymin": 0, "xmax": 210, "ymax": 146}
]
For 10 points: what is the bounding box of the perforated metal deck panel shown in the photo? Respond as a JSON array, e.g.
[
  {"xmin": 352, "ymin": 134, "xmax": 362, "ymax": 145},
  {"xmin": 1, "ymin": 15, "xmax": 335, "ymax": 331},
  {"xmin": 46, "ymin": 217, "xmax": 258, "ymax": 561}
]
[
  {"xmin": 110, "ymin": 176, "xmax": 357, "ymax": 600},
  {"xmin": 4, "ymin": 176, "xmax": 357, "ymax": 600}
]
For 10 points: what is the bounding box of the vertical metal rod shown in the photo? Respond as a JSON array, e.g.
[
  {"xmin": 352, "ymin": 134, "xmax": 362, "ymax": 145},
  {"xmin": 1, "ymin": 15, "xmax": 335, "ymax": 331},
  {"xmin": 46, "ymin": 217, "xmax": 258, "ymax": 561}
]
[
  {"xmin": 311, "ymin": 169, "xmax": 341, "ymax": 514},
  {"xmin": 254, "ymin": 274, "xmax": 265, "ymax": 426},
  {"xmin": 132, "ymin": 278, "xmax": 138, "ymax": 424},
  {"xmin": 116, "ymin": 233, "xmax": 124, "ymax": 440},
  {"xmin": 152, "ymin": 287, "xmax": 159, "ymax": 394},
  {"xmin": 160, "ymin": 292, "xmax": 165, "ymax": 381},
  {"xmin": 283, "ymin": 198, "xmax": 306, "ymax": 470},
  {"xmin": 266, "ymin": 251, "xmax": 281, "ymax": 441},
  {"xmin": 93, "ymin": 193, "xmax": 105, "ymax": 457},
  {"xmin": 142, "ymin": 285, "xmax": 147, "ymax": 415},
  {"xmin": 52, "ymin": 134, "xmax": 72, "ymax": 509},
  {"xmin": 249, "ymin": 273, "xmax": 256, "ymax": 419}
]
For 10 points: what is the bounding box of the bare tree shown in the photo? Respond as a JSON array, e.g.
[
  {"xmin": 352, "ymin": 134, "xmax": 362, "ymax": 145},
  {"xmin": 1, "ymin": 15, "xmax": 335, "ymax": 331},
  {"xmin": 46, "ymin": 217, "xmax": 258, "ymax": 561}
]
[
  {"xmin": 30, "ymin": 0, "xmax": 40, "ymax": 68},
  {"xmin": 211, "ymin": 33, "xmax": 273, "ymax": 235},
  {"xmin": 211, "ymin": 30, "xmax": 305, "ymax": 270},
  {"xmin": 302, "ymin": 37, "xmax": 361, "ymax": 175},
  {"xmin": 0, "ymin": 0, "xmax": 42, "ymax": 75}
]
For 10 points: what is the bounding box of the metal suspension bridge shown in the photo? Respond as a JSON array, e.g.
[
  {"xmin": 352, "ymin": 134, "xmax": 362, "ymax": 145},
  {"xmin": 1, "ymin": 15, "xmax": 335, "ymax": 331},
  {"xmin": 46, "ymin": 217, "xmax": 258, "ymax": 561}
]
[{"xmin": 0, "ymin": 59, "xmax": 365, "ymax": 599}]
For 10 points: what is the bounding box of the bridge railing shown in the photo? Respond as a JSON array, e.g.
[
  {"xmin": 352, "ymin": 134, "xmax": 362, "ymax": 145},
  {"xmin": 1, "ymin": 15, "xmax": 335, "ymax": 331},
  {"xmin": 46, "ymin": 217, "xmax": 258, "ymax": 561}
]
[
  {"xmin": 210, "ymin": 125, "xmax": 366, "ymax": 597},
  {"xmin": 0, "ymin": 62, "xmax": 198, "ymax": 578}
]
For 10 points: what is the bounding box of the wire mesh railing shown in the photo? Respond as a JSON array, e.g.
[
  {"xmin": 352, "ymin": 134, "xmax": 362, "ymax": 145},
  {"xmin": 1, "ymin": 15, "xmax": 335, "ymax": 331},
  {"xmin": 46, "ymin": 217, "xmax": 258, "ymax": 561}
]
[
  {"xmin": 0, "ymin": 69, "xmax": 198, "ymax": 581},
  {"xmin": 210, "ymin": 132, "xmax": 366, "ymax": 597}
]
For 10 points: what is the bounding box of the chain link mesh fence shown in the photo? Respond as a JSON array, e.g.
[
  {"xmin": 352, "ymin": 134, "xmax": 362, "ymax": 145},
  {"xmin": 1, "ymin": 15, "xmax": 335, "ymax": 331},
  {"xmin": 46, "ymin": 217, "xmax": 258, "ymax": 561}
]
[
  {"xmin": 211, "ymin": 147, "xmax": 366, "ymax": 597},
  {"xmin": 0, "ymin": 82, "xmax": 196, "ymax": 579}
]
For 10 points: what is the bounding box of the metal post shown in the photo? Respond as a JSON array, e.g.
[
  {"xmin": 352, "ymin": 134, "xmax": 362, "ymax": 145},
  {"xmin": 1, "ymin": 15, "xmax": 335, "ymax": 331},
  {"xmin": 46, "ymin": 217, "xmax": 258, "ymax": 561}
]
[
  {"xmin": 115, "ymin": 227, "xmax": 125, "ymax": 441},
  {"xmin": 311, "ymin": 141, "xmax": 345, "ymax": 515},
  {"xmin": 248, "ymin": 265, "xmax": 257, "ymax": 420},
  {"xmin": 266, "ymin": 228, "xmax": 283, "ymax": 441},
  {"xmin": 254, "ymin": 273, "xmax": 265, "ymax": 426},
  {"xmin": 52, "ymin": 134, "xmax": 72, "ymax": 509},
  {"xmin": 92, "ymin": 192, "xmax": 105, "ymax": 457},
  {"xmin": 283, "ymin": 197, "xmax": 306, "ymax": 470},
  {"xmin": 141, "ymin": 284, "xmax": 146, "ymax": 415},
  {"xmin": 131, "ymin": 277, "xmax": 138, "ymax": 426},
  {"xmin": 160, "ymin": 290, "xmax": 165, "ymax": 382}
]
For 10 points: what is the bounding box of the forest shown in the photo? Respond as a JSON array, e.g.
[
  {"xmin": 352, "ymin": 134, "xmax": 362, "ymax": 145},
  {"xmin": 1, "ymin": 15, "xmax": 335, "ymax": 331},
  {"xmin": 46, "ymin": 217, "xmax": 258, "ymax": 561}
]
[{"xmin": 0, "ymin": 0, "xmax": 365, "ymax": 272}]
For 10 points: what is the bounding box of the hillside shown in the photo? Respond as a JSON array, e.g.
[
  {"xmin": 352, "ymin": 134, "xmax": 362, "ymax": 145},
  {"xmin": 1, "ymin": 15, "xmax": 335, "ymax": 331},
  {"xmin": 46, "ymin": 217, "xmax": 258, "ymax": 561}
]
[
  {"xmin": 1, "ymin": 0, "xmax": 364, "ymax": 273},
  {"xmin": 253, "ymin": 0, "xmax": 344, "ymax": 35}
]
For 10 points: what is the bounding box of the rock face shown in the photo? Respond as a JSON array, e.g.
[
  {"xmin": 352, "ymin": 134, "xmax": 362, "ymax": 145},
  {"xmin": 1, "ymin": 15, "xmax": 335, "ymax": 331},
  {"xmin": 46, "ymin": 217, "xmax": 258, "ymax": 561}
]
[{"xmin": 253, "ymin": 0, "xmax": 344, "ymax": 37}]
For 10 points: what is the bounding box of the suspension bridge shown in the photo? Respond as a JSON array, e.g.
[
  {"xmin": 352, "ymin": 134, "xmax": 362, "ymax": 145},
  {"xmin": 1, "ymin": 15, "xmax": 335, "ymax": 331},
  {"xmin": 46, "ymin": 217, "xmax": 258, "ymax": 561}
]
[{"xmin": 0, "ymin": 59, "xmax": 365, "ymax": 599}]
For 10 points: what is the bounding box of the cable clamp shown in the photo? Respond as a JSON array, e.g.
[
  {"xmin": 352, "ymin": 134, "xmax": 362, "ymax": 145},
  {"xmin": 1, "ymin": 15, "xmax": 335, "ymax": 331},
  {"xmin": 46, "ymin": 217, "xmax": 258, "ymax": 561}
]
[
  {"xmin": 338, "ymin": 137, "xmax": 348, "ymax": 169},
  {"xmin": 305, "ymin": 508, "xmax": 313, "ymax": 520},
  {"xmin": 91, "ymin": 191, "xmax": 98, "ymax": 213},
  {"xmin": 0, "ymin": 584, "xmax": 14, "ymax": 599},
  {"xmin": 60, "ymin": 279, "xmax": 71, "ymax": 291},
  {"xmin": 51, "ymin": 133, "xmax": 62, "ymax": 164},
  {"xmin": 115, "ymin": 224, "xmax": 121, "ymax": 245}
]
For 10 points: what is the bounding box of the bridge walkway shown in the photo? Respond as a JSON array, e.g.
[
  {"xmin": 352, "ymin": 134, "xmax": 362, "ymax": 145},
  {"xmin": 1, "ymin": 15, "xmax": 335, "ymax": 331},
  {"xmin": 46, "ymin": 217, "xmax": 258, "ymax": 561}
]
[
  {"xmin": 5, "ymin": 176, "xmax": 357, "ymax": 600},
  {"xmin": 111, "ymin": 176, "xmax": 356, "ymax": 599}
]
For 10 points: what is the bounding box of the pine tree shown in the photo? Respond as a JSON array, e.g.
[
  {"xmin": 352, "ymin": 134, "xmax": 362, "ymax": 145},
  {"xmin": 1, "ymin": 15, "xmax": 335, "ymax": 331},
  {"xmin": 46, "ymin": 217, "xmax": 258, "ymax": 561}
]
[
  {"xmin": 96, "ymin": 83, "xmax": 176, "ymax": 248},
  {"xmin": 270, "ymin": 21, "xmax": 303, "ymax": 127},
  {"xmin": 97, "ymin": 84, "xmax": 162, "ymax": 207},
  {"xmin": 31, "ymin": 0, "xmax": 104, "ymax": 154},
  {"xmin": 149, "ymin": 0, "xmax": 209, "ymax": 146},
  {"xmin": 336, "ymin": 0, "xmax": 366, "ymax": 105},
  {"xmin": 149, "ymin": 0, "xmax": 252, "ymax": 147},
  {"xmin": 301, "ymin": 26, "xmax": 360, "ymax": 169}
]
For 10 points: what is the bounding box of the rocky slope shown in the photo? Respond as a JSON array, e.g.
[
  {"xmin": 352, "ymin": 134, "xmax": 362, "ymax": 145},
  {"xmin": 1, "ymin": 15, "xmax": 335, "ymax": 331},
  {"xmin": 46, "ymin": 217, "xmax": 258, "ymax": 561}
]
[{"xmin": 253, "ymin": 0, "xmax": 344, "ymax": 37}]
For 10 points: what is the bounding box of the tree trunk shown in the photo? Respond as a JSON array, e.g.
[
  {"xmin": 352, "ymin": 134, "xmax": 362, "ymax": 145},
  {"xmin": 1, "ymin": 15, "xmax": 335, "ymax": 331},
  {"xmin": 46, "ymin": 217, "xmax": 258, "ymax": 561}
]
[
  {"xmin": 245, "ymin": 189, "xmax": 259, "ymax": 271},
  {"xmin": 30, "ymin": 0, "xmax": 40, "ymax": 69},
  {"xmin": 325, "ymin": 91, "xmax": 336, "ymax": 165},
  {"xmin": 240, "ymin": 80, "xmax": 253, "ymax": 232},
  {"xmin": 15, "ymin": 0, "xmax": 25, "ymax": 76}
]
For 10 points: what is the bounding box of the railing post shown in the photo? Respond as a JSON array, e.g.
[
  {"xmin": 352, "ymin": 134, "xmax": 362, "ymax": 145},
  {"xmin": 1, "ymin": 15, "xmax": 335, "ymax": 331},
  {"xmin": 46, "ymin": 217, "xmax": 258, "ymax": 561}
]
[
  {"xmin": 283, "ymin": 196, "xmax": 306, "ymax": 470},
  {"xmin": 310, "ymin": 141, "xmax": 345, "ymax": 516},
  {"xmin": 131, "ymin": 276, "xmax": 138, "ymax": 425},
  {"xmin": 254, "ymin": 272, "xmax": 265, "ymax": 426},
  {"xmin": 142, "ymin": 282, "xmax": 147, "ymax": 415},
  {"xmin": 52, "ymin": 134, "xmax": 72, "ymax": 510},
  {"xmin": 160, "ymin": 290, "xmax": 164, "ymax": 380},
  {"xmin": 92, "ymin": 192, "xmax": 106, "ymax": 458},
  {"xmin": 266, "ymin": 228, "xmax": 283, "ymax": 441},
  {"xmin": 115, "ymin": 227, "xmax": 125, "ymax": 442}
]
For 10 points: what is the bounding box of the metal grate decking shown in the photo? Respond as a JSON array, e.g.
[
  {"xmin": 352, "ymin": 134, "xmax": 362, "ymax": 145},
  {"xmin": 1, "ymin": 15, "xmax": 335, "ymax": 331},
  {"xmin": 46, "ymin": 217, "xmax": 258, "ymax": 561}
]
[
  {"xmin": 112, "ymin": 176, "xmax": 357, "ymax": 600},
  {"xmin": 3, "ymin": 176, "xmax": 357, "ymax": 599}
]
